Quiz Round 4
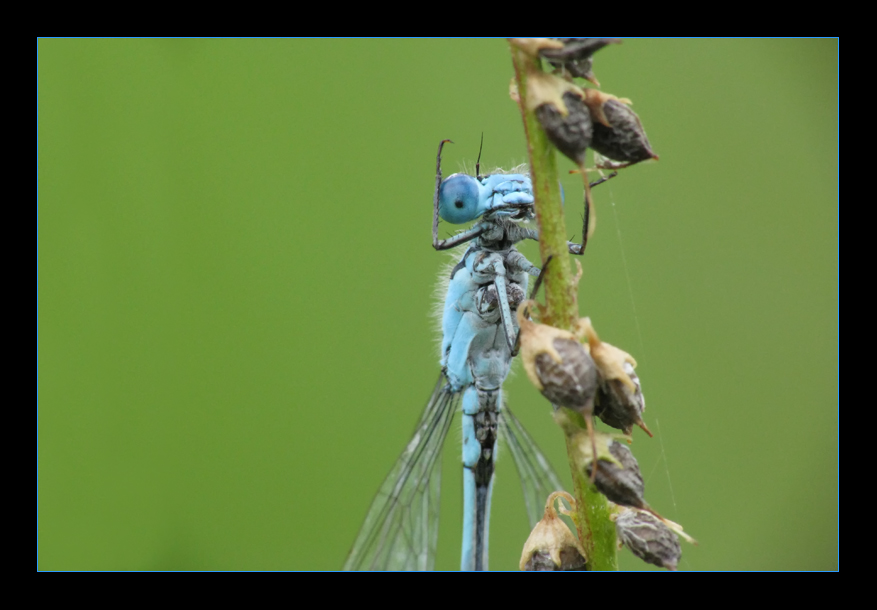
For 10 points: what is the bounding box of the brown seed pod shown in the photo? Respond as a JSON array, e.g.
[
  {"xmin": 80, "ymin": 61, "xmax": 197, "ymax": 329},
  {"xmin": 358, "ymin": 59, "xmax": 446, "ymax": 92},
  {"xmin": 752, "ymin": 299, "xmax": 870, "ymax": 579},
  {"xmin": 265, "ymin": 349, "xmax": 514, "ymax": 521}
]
[
  {"xmin": 517, "ymin": 301, "xmax": 601, "ymax": 477},
  {"xmin": 534, "ymin": 336, "xmax": 598, "ymax": 417},
  {"xmin": 517, "ymin": 301, "xmax": 598, "ymax": 420},
  {"xmin": 525, "ymin": 73, "xmax": 593, "ymax": 167},
  {"xmin": 534, "ymin": 91, "xmax": 594, "ymax": 166},
  {"xmin": 579, "ymin": 318, "xmax": 652, "ymax": 437},
  {"xmin": 557, "ymin": 421, "xmax": 648, "ymax": 510},
  {"xmin": 615, "ymin": 508, "xmax": 682, "ymax": 571},
  {"xmin": 595, "ymin": 362, "xmax": 651, "ymax": 437},
  {"xmin": 523, "ymin": 548, "xmax": 589, "ymax": 571},
  {"xmin": 584, "ymin": 437, "xmax": 646, "ymax": 510},
  {"xmin": 583, "ymin": 89, "xmax": 658, "ymax": 166}
]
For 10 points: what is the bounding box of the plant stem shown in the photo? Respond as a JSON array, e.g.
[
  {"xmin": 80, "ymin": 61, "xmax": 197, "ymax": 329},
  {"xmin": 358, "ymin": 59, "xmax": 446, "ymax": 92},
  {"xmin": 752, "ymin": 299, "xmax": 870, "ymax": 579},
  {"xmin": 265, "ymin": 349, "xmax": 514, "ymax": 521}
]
[
  {"xmin": 509, "ymin": 48, "xmax": 577, "ymax": 332},
  {"xmin": 510, "ymin": 42, "xmax": 618, "ymax": 572}
]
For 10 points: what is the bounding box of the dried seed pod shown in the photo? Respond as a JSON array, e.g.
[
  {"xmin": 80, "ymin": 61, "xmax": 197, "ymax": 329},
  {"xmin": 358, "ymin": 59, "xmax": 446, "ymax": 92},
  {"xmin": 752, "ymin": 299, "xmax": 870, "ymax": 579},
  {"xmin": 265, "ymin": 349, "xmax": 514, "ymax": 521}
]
[
  {"xmin": 520, "ymin": 492, "xmax": 587, "ymax": 571},
  {"xmin": 526, "ymin": 72, "xmax": 593, "ymax": 167},
  {"xmin": 583, "ymin": 89, "xmax": 658, "ymax": 166},
  {"xmin": 517, "ymin": 300, "xmax": 601, "ymax": 476},
  {"xmin": 578, "ymin": 318, "xmax": 652, "ymax": 437},
  {"xmin": 517, "ymin": 301, "xmax": 598, "ymax": 420},
  {"xmin": 595, "ymin": 361, "xmax": 651, "ymax": 437},
  {"xmin": 517, "ymin": 300, "xmax": 599, "ymax": 481},
  {"xmin": 615, "ymin": 508, "xmax": 682, "ymax": 571},
  {"xmin": 535, "ymin": 336, "xmax": 598, "ymax": 413},
  {"xmin": 523, "ymin": 549, "xmax": 588, "ymax": 571},
  {"xmin": 534, "ymin": 91, "xmax": 593, "ymax": 166},
  {"xmin": 584, "ymin": 436, "xmax": 647, "ymax": 510},
  {"xmin": 558, "ymin": 422, "xmax": 648, "ymax": 510},
  {"xmin": 540, "ymin": 38, "xmax": 619, "ymax": 86}
]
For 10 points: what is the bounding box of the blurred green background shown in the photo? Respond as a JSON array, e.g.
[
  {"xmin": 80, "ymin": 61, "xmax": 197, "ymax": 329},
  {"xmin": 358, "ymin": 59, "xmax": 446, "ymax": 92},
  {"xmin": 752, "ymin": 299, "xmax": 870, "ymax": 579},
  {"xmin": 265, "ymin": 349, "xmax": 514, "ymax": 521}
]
[{"xmin": 37, "ymin": 39, "xmax": 838, "ymax": 571}]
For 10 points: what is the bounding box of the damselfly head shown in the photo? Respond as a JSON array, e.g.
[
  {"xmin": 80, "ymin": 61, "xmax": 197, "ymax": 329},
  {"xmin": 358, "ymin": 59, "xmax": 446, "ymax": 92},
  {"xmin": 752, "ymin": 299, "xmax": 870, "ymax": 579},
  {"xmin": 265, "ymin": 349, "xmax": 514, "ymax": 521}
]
[{"xmin": 439, "ymin": 172, "xmax": 535, "ymax": 225}]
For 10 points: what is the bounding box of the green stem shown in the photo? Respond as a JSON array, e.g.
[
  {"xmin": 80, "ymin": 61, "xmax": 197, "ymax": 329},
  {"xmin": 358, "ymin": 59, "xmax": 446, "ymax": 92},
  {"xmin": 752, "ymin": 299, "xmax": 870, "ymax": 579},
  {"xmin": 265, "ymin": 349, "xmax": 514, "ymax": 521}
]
[
  {"xmin": 563, "ymin": 411, "xmax": 619, "ymax": 571},
  {"xmin": 510, "ymin": 48, "xmax": 577, "ymax": 331},
  {"xmin": 510, "ymin": 42, "xmax": 618, "ymax": 572}
]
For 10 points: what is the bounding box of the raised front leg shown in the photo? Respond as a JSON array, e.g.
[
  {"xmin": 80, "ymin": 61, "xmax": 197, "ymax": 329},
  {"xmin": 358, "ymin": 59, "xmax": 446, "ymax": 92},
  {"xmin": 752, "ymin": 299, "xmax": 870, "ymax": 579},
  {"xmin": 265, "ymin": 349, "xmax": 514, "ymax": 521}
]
[
  {"xmin": 432, "ymin": 139, "xmax": 452, "ymax": 249},
  {"xmin": 431, "ymin": 140, "xmax": 490, "ymax": 251}
]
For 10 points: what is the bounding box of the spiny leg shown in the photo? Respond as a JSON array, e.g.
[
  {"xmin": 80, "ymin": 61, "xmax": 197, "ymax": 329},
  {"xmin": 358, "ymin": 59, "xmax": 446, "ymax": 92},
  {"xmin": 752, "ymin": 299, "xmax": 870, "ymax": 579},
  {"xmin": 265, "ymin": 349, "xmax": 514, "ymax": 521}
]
[
  {"xmin": 568, "ymin": 170, "xmax": 619, "ymax": 256},
  {"xmin": 529, "ymin": 254, "xmax": 553, "ymax": 301}
]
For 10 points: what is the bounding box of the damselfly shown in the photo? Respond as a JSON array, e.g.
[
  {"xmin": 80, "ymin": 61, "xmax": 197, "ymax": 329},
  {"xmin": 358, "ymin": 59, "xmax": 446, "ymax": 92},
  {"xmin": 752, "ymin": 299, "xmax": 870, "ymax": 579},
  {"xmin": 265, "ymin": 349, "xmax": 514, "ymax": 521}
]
[{"xmin": 343, "ymin": 141, "xmax": 599, "ymax": 571}]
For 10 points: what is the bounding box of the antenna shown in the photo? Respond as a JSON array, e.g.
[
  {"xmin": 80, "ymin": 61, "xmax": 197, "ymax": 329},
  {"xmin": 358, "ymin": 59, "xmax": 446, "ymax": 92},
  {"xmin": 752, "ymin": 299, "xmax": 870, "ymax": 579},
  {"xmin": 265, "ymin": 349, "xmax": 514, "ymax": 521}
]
[{"xmin": 475, "ymin": 132, "xmax": 484, "ymax": 180}]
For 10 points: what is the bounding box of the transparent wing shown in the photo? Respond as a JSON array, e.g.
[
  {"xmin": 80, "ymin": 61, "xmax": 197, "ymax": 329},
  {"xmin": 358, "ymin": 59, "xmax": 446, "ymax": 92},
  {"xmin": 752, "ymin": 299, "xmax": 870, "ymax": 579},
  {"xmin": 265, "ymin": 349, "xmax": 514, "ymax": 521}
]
[
  {"xmin": 499, "ymin": 405, "xmax": 566, "ymax": 529},
  {"xmin": 343, "ymin": 374, "xmax": 460, "ymax": 571}
]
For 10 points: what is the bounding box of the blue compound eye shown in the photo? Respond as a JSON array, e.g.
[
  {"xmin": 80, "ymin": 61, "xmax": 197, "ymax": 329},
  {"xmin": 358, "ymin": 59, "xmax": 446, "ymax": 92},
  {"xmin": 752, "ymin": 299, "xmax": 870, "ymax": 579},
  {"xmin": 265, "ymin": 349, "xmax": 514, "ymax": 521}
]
[{"xmin": 438, "ymin": 174, "xmax": 483, "ymax": 224}]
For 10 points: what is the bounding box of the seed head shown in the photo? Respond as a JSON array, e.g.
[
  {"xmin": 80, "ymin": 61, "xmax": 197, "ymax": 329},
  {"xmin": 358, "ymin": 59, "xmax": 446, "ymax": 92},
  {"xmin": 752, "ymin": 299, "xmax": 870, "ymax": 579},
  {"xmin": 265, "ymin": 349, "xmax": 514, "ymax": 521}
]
[
  {"xmin": 586, "ymin": 435, "xmax": 647, "ymax": 510},
  {"xmin": 578, "ymin": 317, "xmax": 652, "ymax": 437},
  {"xmin": 520, "ymin": 492, "xmax": 587, "ymax": 571},
  {"xmin": 540, "ymin": 38, "xmax": 619, "ymax": 86},
  {"xmin": 525, "ymin": 73, "xmax": 594, "ymax": 167},
  {"xmin": 615, "ymin": 508, "xmax": 682, "ymax": 571},
  {"xmin": 582, "ymin": 89, "xmax": 658, "ymax": 166},
  {"xmin": 535, "ymin": 91, "xmax": 594, "ymax": 166},
  {"xmin": 517, "ymin": 301, "xmax": 598, "ymax": 420},
  {"xmin": 517, "ymin": 301, "xmax": 602, "ymax": 479}
]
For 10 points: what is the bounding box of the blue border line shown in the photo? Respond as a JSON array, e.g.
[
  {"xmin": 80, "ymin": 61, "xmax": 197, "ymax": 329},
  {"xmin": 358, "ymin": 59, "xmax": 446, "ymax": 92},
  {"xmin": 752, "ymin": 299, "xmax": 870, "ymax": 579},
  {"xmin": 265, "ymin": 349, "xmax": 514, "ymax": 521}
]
[{"xmin": 834, "ymin": 36, "xmax": 839, "ymax": 573}]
